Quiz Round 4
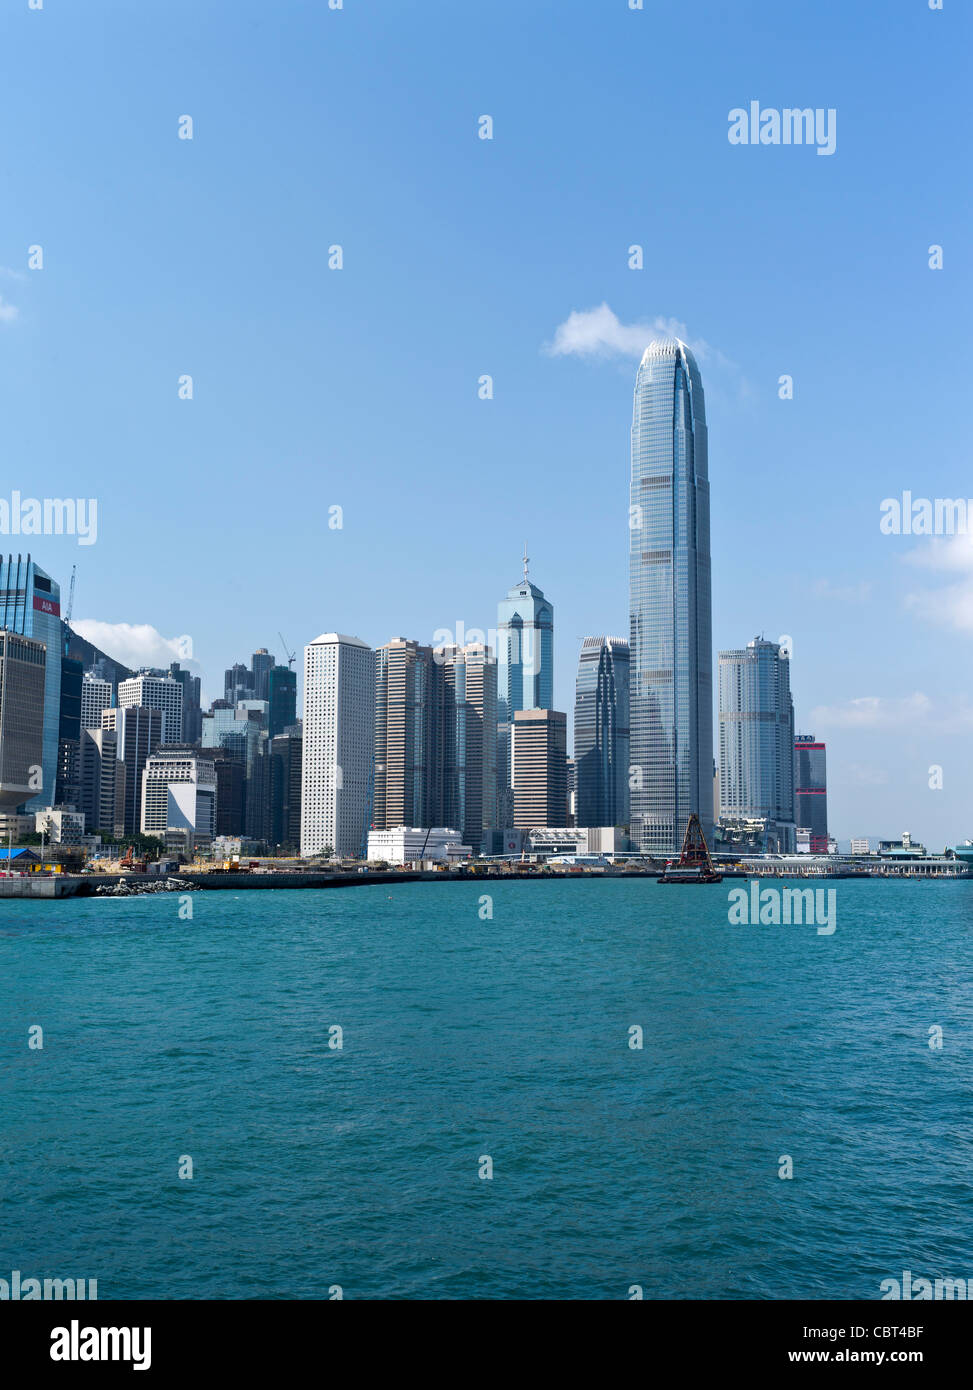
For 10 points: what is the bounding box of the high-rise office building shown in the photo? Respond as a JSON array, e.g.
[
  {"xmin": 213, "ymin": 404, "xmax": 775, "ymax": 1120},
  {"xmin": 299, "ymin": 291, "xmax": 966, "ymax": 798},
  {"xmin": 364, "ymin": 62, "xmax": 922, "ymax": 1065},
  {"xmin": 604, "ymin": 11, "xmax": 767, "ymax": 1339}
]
[
  {"xmin": 102, "ymin": 704, "xmax": 163, "ymax": 834},
  {"xmin": 211, "ymin": 747, "xmax": 246, "ymax": 836},
  {"xmin": 794, "ymin": 733, "xmax": 828, "ymax": 853},
  {"xmin": 119, "ymin": 672, "xmax": 184, "ymax": 745},
  {"xmin": 79, "ymin": 726, "xmax": 123, "ymax": 836},
  {"xmin": 202, "ymin": 702, "xmax": 265, "ymax": 772},
  {"xmin": 269, "ymin": 730, "xmax": 302, "ymax": 851},
  {"xmin": 496, "ymin": 548, "xmax": 554, "ymax": 826},
  {"xmin": 574, "ymin": 636, "xmax": 630, "ymax": 829},
  {"xmin": 718, "ymin": 638, "xmax": 796, "ymax": 852},
  {"xmin": 168, "ymin": 662, "xmax": 201, "ymax": 745},
  {"xmin": 251, "ymin": 648, "xmax": 274, "ymax": 702},
  {"xmin": 629, "ymin": 341, "xmax": 713, "ymax": 856},
  {"xmin": 511, "ymin": 708, "xmax": 567, "ymax": 829},
  {"xmin": 224, "ymin": 662, "xmax": 251, "ymax": 704},
  {"xmin": 0, "ymin": 555, "xmax": 62, "ymax": 811},
  {"xmin": 140, "ymin": 745, "xmax": 216, "ymax": 851},
  {"xmin": 267, "ymin": 664, "xmax": 297, "ymax": 738},
  {"xmin": 301, "ymin": 633, "xmax": 375, "ymax": 858},
  {"xmin": 0, "ymin": 631, "xmax": 46, "ymax": 812},
  {"xmin": 56, "ymin": 654, "xmax": 83, "ymax": 809},
  {"xmin": 374, "ymin": 638, "xmax": 440, "ymax": 832},
  {"xmin": 436, "ymin": 642, "xmax": 497, "ymax": 855},
  {"xmin": 81, "ymin": 672, "xmax": 113, "ymax": 730}
]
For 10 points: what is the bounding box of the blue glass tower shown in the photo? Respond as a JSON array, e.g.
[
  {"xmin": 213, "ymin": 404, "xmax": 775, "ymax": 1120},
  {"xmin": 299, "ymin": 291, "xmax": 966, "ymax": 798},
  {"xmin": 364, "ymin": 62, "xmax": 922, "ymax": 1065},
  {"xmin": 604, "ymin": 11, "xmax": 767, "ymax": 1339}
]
[
  {"xmin": 574, "ymin": 636, "xmax": 630, "ymax": 828},
  {"xmin": 495, "ymin": 547, "xmax": 554, "ymax": 826},
  {"xmin": 0, "ymin": 554, "xmax": 62, "ymax": 811},
  {"xmin": 628, "ymin": 341, "xmax": 713, "ymax": 856}
]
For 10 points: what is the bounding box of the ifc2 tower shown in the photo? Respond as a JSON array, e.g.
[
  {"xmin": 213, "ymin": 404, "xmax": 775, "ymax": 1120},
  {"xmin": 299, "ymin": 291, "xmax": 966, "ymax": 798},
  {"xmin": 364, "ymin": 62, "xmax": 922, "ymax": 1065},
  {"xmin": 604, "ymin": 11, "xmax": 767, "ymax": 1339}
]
[{"xmin": 628, "ymin": 339, "xmax": 713, "ymax": 857}]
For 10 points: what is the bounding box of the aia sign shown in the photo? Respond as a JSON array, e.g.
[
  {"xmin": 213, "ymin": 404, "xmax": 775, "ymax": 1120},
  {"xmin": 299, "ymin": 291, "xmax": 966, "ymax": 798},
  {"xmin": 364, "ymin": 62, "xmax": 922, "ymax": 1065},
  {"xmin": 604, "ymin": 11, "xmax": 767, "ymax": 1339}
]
[{"xmin": 33, "ymin": 595, "xmax": 60, "ymax": 617}]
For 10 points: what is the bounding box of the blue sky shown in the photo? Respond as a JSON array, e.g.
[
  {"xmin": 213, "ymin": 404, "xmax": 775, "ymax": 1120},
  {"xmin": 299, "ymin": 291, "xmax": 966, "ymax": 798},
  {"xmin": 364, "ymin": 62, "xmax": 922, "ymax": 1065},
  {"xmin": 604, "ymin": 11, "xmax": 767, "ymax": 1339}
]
[{"xmin": 1, "ymin": 0, "xmax": 969, "ymax": 845}]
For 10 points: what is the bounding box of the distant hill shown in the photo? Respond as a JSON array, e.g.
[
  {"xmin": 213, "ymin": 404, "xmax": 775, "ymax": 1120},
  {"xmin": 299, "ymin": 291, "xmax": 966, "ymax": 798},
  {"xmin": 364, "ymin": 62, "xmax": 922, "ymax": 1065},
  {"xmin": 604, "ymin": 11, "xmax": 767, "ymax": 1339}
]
[{"xmin": 62, "ymin": 621, "xmax": 134, "ymax": 687}]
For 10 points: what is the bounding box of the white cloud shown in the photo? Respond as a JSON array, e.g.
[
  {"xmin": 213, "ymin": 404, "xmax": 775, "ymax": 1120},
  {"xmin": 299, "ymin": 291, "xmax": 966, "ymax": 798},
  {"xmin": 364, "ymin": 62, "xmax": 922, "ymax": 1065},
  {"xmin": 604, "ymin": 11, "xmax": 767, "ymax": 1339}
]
[
  {"xmin": 812, "ymin": 578, "xmax": 872, "ymax": 603},
  {"xmin": 72, "ymin": 619, "xmax": 194, "ymax": 672},
  {"xmin": 544, "ymin": 302, "xmax": 715, "ymax": 362},
  {"xmin": 810, "ymin": 693, "xmax": 932, "ymax": 729},
  {"xmin": 0, "ymin": 295, "xmax": 18, "ymax": 324},
  {"xmin": 810, "ymin": 692, "xmax": 973, "ymax": 732},
  {"xmin": 903, "ymin": 533, "xmax": 973, "ymax": 633},
  {"xmin": 845, "ymin": 763, "xmax": 890, "ymax": 787}
]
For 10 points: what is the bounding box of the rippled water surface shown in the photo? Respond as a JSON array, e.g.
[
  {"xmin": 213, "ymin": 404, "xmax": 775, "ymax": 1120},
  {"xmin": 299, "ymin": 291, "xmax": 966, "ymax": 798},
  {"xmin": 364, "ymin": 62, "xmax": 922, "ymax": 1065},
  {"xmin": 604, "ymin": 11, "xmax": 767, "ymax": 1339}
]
[{"xmin": 2, "ymin": 879, "xmax": 971, "ymax": 1299}]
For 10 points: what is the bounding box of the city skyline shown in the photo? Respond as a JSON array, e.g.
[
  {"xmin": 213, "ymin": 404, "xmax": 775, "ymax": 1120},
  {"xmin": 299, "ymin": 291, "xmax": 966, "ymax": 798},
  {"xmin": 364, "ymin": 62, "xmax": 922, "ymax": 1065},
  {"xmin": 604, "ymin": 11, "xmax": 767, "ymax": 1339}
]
[{"xmin": 2, "ymin": 1, "xmax": 969, "ymax": 846}]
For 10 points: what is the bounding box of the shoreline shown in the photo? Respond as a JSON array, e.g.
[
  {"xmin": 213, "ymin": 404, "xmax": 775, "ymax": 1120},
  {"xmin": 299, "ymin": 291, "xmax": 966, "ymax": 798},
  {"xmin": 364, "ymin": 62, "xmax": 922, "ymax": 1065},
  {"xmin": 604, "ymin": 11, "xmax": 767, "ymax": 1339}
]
[{"xmin": 2, "ymin": 865, "xmax": 970, "ymax": 899}]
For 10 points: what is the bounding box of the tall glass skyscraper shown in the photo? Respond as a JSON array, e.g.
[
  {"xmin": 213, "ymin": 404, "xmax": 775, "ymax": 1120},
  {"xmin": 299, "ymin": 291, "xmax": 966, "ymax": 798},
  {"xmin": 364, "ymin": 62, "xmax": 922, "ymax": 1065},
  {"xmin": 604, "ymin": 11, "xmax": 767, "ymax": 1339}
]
[
  {"xmin": 794, "ymin": 733, "xmax": 828, "ymax": 852},
  {"xmin": 574, "ymin": 636, "xmax": 630, "ymax": 828},
  {"xmin": 718, "ymin": 637, "xmax": 795, "ymax": 851},
  {"xmin": 628, "ymin": 341, "xmax": 713, "ymax": 856},
  {"xmin": 0, "ymin": 554, "xmax": 62, "ymax": 811},
  {"xmin": 496, "ymin": 549, "xmax": 554, "ymax": 826}
]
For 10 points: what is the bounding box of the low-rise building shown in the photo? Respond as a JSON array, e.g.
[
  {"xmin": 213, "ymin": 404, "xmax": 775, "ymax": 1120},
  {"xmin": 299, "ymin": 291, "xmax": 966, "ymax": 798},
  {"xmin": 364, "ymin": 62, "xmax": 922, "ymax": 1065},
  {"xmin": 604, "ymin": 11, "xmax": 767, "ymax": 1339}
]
[
  {"xmin": 35, "ymin": 808, "xmax": 86, "ymax": 845},
  {"xmin": 366, "ymin": 827, "xmax": 471, "ymax": 865}
]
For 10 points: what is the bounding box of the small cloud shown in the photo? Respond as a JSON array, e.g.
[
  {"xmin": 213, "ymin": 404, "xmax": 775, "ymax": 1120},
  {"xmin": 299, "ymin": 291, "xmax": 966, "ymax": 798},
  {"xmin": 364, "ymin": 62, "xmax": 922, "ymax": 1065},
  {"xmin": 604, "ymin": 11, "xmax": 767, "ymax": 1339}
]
[
  {"xmin": 904, "ymin": 533, "xmax": 973, "ymax": 633},
  {"xmin": 811, "ymin": 691, "xmax": 973, "ymax": 733},
  {"xmin": 810, "ymin": 693, "xmax": 933, "ymax": 729},
  {"xmin": 0, "ymin": 266, "xmax": 27, "ymax": 282},
  {"xmin": 812, "ymin": 578, "xmax": 872, "ymax": 603},
  {"xmin": 845, "ymin": 763, "xmax": 889, "ymax": 787},
  {"xmin": 0, "ymin": 295, "xmax": 19, "ymax": 324},
  {"xmin": 543, "ymin": 302, "xmax": 715, "ymax": 362},
  {"xmin": 72, "ymin": 619, "xmax": 193, "ymax": 672}
]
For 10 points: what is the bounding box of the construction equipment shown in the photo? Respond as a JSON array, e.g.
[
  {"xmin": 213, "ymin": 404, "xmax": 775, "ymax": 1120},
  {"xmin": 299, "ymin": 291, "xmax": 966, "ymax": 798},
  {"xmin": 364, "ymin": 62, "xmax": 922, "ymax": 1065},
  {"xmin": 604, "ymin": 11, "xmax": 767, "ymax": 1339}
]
[
  {"xmin": 278, "ymin": 632, "xmax": 296, "ymax": 669},
  {"xmin": 658, "ymin": 814, "xmax": 723, "ymax": 884},
  {"xmin": 65, "ymin": 564, "xmax": 77, "ymax": 624}
]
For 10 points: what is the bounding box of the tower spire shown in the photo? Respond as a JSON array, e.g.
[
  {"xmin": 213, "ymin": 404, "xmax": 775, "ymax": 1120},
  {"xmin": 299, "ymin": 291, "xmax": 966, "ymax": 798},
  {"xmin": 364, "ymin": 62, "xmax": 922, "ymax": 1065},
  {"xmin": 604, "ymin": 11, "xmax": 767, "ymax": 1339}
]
[{"xmin": 522, "ymin": 541, "xmax": 529, "ymax": 582}]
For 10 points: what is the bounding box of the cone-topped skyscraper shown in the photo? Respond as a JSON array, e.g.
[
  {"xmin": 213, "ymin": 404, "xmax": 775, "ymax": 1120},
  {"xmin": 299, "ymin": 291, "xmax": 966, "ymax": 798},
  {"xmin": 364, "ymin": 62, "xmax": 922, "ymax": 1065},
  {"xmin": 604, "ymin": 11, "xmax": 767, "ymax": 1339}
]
[{"xmin": 628, "ymin": 340, "xmax": 713, "ymax": 856}]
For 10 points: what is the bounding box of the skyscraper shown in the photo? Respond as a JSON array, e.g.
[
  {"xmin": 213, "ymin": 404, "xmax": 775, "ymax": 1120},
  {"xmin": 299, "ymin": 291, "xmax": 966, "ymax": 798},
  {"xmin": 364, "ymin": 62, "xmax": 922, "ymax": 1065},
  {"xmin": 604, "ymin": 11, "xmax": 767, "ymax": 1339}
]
[
  {"xmin": 794, "ymin": 733, "xmax": 828, "ymax": 853},
  {"xmin": 0, "ymin": 631, "xmax": 46, "ymax": 813},
  {"xmin": 79, "ymin": 726, "xmax": 122, "ymax": 836},
  {"xmin": 436, "ymin": 642, "xmax": 497, "ymax": 854},
  {"xmin": 267, "ymin": 664, "xmax": 297, "ymax": 738},
  {"xmin": 301, "ymin": 633, "xmax": 375, "ymax": 858},
  {"xmin": 251, "ymin": 648, "xmax": 274, "ymax": 702},
  {"xmin": 56, "ymin": 654, "xmax": 83, "ymax": 809},
  {"xmin": 102, "ymin": 704, "xmax": 163, "ymax": 834},
  {"xmin": 574, "ymin": 636, "xmax": 630, "ymax": 829},
  {"xmin": 496, "ymin": 547, "xmax": 554, "ymax": 826},
  {"xmin": 119, "ymin": 672, "xmax": 184, "ymax": 746},
  {"xmin": 81, "ymin": 672, "xmax": 113, "ymax": 730},
  {"xmin": 140, "ymin": 746, "xmax": 216, "ymax": 852},
  {"xmin": 718, "ymin": 638, "xmax": 796, "ymax": 852},
  {"xmin": 0, "ymin": 555, "xmax": 62, "ymax": 811},
  {"xmin": 628, "ymin": 341, "xmax": 713, "ymax": 856},
  {"xmin": 511, "ymin": 709, "xmax": 567, "ymax": 829},
  {"xmin": 168, "ymin": 662, "xmax": 202, "ymax": 744},
  {"xmin": 374, "ymin": 638, "xmax": 439, "ymax": 831}
]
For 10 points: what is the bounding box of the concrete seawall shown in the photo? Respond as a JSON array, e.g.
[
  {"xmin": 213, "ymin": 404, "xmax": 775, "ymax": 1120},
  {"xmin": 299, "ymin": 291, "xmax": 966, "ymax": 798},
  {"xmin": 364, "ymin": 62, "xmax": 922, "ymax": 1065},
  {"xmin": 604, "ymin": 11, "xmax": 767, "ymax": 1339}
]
[{"xmin": 0, "ymin": 868, "xmax": 660, "ymax": 898}]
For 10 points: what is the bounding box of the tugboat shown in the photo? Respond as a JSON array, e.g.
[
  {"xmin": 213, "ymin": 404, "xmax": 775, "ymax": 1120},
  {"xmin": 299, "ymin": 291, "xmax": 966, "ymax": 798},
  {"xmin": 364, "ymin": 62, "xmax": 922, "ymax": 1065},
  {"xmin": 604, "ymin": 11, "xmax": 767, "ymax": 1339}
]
[{"xmin": 658, "ymin": 814, "xmax": 723, "ymax": 884}]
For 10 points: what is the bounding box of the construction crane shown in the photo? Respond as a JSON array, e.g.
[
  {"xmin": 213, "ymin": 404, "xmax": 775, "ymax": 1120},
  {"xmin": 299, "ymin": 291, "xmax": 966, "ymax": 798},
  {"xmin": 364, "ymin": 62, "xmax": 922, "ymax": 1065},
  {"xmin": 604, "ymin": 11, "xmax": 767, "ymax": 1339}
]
[
  {"xmin": 65, "ymin": 564, "xmax": 77, "ymax": 624},
  {"xmin": 278, "ymin": 632, "xmax": 296, "ymax": 669}
]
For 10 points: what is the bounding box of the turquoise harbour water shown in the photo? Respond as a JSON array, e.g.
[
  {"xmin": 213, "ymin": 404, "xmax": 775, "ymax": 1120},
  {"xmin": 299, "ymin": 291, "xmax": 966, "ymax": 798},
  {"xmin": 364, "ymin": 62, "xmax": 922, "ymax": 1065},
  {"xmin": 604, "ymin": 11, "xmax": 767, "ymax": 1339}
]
[{"xmin": 1, "ymin": 879, "xmax": 971, "ymax": 1300}]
